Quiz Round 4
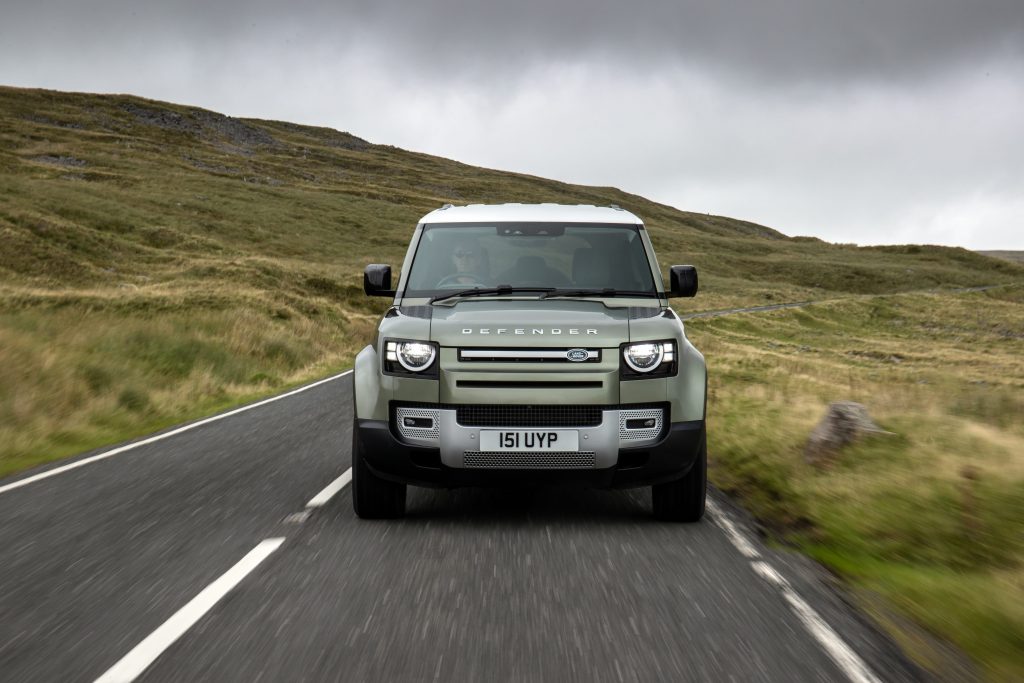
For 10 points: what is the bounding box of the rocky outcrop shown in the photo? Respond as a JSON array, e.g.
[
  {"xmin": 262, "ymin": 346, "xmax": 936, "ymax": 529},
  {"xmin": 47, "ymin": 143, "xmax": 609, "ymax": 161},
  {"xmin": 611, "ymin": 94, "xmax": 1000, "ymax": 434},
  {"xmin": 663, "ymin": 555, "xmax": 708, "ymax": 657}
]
[{"xmin": 805, "ymin": 401, "xmax": 890, "ymax": 465}]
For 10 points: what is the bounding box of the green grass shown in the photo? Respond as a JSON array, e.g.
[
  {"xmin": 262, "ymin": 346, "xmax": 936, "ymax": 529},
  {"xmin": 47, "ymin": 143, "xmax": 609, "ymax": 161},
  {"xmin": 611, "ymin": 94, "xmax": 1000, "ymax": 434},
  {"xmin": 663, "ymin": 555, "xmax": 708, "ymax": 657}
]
[
  {"xmin": 686, "ymin": 286, "xmax": 1024, "ymax": 680},
  {"xmin": 0, "ymin": 304, "xmax": 379, "ymax": 478},
  {"xmin": 2, "ymin": 85, "xmax": 1024, "ymax": 678}
]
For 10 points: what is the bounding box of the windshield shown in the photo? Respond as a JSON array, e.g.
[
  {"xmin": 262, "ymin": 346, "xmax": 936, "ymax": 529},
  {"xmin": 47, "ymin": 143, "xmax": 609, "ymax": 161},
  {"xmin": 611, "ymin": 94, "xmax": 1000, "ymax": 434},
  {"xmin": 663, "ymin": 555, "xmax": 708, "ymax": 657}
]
[{"xmin": 402, "ymin": 222, "xmax": 658, "ymax": 298}]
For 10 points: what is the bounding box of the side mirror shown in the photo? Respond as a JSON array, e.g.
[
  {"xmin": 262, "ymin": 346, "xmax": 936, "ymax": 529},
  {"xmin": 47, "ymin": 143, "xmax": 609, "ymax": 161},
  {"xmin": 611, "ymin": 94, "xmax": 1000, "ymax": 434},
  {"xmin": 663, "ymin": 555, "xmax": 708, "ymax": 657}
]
[
  {"xmin": 363, "ymin": 264, "xmax": 395, "ymax": 296},
  {"xmin": 669, "ymin": 265, "xmax": 698, "ymax": 298}
]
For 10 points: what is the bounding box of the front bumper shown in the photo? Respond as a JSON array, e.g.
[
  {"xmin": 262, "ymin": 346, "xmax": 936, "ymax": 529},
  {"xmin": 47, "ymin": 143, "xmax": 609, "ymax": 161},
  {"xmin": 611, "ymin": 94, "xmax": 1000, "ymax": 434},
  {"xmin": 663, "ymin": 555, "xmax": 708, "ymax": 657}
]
[{"xmin": 355, "ymin": 413, "xmax": 705, "ymax": 490}]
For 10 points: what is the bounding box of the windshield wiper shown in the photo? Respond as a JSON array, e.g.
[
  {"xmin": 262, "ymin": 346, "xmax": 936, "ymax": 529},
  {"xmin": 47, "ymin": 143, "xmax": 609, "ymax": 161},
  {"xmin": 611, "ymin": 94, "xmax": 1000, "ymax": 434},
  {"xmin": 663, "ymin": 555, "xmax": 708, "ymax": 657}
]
[
  {"xmin": 539, "ymin": 288, "xmax": 658, "ymax": 299},
  {"xmin": 430, "ymin": 286, "xmax": 556, "ymax": 304}
]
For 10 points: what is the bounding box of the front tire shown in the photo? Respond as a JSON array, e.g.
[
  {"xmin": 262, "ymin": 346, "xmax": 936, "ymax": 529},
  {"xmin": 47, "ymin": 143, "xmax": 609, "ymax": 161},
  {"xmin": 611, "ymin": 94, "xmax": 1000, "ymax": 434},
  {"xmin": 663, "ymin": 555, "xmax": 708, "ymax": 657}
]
[
  {"xmin": 651, "ymin": 431, "xmax": 706, "ymax": 522},
  {"xmin": 352, "ymin": 422, "xmax": 407, "ymax": 519}
]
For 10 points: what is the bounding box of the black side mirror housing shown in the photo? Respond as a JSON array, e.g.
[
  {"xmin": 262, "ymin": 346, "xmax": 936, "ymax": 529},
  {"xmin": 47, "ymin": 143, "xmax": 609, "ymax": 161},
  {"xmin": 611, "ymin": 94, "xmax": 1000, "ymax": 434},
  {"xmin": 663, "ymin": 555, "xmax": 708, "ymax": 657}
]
[
  {"xmin": 364, "ymin": 264, "xmax": 395, "ymax": 296},
  {"xmin": 668, "ymin": 265, "xmax": 698, "ymax": 298}
]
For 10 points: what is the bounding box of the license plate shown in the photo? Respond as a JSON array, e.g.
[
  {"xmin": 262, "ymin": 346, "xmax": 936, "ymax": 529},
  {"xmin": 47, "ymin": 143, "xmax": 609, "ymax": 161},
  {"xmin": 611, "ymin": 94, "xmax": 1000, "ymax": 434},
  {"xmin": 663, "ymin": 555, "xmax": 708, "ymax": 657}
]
[{"xmin": 480, "ymin": 430, "xmax": 579, "ymax": 452}]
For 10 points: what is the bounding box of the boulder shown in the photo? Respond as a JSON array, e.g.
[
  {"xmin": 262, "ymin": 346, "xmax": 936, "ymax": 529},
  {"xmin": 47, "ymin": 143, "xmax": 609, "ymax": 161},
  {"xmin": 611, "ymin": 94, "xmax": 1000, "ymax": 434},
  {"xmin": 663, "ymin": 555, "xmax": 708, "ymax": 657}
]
[{"xmin": 805, "ymin": 401, "xmax": 888, "ymax": 465}]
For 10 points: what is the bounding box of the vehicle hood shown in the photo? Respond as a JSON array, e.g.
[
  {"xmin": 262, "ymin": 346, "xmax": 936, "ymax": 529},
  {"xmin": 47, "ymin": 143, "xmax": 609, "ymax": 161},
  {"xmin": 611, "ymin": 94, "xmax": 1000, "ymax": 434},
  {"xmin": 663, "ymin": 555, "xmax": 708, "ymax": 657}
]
[{"xmin": 427, "ymin": 299, "xmax": 641, "ymax": 347}]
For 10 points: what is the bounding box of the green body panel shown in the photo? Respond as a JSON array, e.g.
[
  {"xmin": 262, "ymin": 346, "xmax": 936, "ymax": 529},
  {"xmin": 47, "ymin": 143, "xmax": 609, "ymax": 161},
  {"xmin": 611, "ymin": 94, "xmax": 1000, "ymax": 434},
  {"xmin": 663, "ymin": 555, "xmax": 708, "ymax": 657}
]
[
  {"xmin": 637, "ymin": 227, "xmax": 668, "ymax": 295},
  {"xmin": 619, "ymin": 376, "xmax": 668, "ymax": 404},
  {"xmin": 354, "ymin": 345, "xmax": 387, "ymax": 420},
  {"xmin": 389, "ymin": 374, "xmax": 441, "ymax": 403},
  {"xmin": 670, "ymin": 336, "xmax": 707, "ymax": 421}
]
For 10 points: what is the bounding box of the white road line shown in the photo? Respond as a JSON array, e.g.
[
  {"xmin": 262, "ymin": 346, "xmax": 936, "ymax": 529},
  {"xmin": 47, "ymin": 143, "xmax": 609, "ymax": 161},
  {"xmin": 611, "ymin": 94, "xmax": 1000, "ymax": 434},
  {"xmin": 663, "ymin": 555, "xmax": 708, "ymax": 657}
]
[
  {"xmin": 305, "ymin": 468, "xmax": 352, "ymax": 508},
  {"xmin": 94, "ymin": 538, "xmax": 286, "ymax": 683},
  {"xmin": 751, "ymin": 562, "xmax": 881, "ymax": 683},
  {"xmin": 706, "ymin": 499, "xmax": 760, "ymax": 559},
  {"xmin": 0, "ymin": 370, "xmax": 353, "ymax": 496},
  {"xmin": 708, "ymin": 499, "xmax": 881, "ymax": 683}
]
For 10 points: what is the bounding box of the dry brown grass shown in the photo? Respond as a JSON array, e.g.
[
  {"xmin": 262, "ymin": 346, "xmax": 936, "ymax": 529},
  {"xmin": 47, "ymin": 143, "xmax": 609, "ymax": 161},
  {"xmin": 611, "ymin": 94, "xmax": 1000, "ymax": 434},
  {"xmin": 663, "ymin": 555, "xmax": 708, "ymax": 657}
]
[
  {"xmin": 684, "ymin": 286, "xmax": 1024, "ymax": 679},
  {"xmin": 0, "ymin": 279, "xmax": 385, "ymax": 477}
]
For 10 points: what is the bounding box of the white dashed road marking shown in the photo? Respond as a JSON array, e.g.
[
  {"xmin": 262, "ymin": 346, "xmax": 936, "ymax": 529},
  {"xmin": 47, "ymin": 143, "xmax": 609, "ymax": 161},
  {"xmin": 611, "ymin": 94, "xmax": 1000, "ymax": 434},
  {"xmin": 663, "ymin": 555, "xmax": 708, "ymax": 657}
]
[
  {"xmin": 94, "ymin": 538, "xmax": 286, "ymax": 683},
  {"xmin": 707, "ymin": 499, "xmax": 881, "ymax": 683},
  {"xmin": 305, "ymin": 468, "xmax": 352, "ymax": 508},
  {"xmin": 706, "ymin": 499, "xmax": 761, "ymax": 559}
]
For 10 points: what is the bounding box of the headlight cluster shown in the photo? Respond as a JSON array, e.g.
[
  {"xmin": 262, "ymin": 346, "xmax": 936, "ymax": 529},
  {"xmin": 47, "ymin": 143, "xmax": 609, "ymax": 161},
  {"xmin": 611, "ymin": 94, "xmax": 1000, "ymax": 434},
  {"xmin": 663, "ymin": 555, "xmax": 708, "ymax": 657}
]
[
  {"xmin": 620, "ymin": 340, "xmax": 676, "ymax": 379},
  {"xmin": 384, "ymin": 339, "xmax": 438, "ymax": 377}
]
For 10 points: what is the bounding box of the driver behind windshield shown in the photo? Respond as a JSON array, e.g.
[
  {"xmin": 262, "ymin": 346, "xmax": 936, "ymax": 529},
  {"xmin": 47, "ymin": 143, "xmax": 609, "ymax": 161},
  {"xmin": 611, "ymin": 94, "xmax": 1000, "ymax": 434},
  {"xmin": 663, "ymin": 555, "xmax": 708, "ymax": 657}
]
[{"xmin": 438, "ymin": 238, "xmax": 488, "ymax": 287}]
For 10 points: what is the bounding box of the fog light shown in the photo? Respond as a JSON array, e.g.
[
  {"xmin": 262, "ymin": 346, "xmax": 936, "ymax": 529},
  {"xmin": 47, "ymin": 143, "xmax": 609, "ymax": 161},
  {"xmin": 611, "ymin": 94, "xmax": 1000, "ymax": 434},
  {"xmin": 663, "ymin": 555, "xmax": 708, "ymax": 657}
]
[{"xmin": 626, "ymin": 418, "xmax": 657, "ymax": 429}]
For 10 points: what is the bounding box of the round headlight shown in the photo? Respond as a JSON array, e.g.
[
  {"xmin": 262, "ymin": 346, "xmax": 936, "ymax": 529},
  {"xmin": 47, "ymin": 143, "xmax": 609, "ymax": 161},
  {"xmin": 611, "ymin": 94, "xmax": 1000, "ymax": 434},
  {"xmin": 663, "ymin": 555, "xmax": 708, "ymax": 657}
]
[
  {"xmin": 397, "ymin": 342, "xmax": 436, "ymax": 372},
  {"xmin": 624, "ymin": 342, "xmax": 663, "ymax": 373}
]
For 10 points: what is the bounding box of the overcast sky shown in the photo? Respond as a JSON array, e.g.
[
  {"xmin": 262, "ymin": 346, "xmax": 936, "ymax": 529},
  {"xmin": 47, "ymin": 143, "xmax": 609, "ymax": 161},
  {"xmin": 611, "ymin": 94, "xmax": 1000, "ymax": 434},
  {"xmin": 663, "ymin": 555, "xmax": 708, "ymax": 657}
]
[{"xmin": 3, "ymin": 1, "xmax": 1023, "ymax": 249}]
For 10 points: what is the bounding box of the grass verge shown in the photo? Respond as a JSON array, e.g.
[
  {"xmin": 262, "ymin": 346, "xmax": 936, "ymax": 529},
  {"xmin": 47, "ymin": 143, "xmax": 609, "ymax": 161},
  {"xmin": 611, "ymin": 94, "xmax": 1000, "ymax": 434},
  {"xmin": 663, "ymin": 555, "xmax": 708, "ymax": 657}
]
[
  {"xmin": 686, "ymin": 286, "xmax": 1024, "ymax": 680},
  {"xmin": 0, "ymin": 293, "xmax": 383, "ymax": 479}
]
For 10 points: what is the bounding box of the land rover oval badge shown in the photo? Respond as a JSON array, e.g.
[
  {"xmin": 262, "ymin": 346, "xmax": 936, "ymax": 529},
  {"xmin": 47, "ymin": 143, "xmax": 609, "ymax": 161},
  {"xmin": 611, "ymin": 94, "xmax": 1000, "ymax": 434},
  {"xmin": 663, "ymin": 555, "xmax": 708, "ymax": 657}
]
[{"xmin": 566, "ymin": 348, "xmax": 589, "ymax": 362}]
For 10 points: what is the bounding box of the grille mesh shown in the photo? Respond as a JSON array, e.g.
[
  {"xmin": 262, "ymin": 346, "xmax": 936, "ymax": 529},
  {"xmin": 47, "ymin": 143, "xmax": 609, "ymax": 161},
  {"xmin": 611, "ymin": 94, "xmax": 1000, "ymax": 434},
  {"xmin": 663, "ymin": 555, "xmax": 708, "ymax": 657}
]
[
  {"xmin": 395, "ymin": 407, "xmax": 440, "ymax": 441},
  {"xmin": 463, "ymin": 451, "xmax": 597, "ymax": 469},
  {"xmin": 392, "ymin": 401, "xmax": 668, "ymax": 428},
  {"xmin": 618, "ymin": 408, "xmax": 665, "ymax": 441},
  {"xmin": 456, "ymin": 404, "xmax": 603, "ymax": 427}
]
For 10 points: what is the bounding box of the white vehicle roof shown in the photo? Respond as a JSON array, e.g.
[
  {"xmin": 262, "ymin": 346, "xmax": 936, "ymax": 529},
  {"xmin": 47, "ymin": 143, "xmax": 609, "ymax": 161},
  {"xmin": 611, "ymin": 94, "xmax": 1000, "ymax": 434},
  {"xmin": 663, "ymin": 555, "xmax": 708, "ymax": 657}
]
[{"xmin": 419, "ymin": 203, "xmax": 643, "ymax": 225}]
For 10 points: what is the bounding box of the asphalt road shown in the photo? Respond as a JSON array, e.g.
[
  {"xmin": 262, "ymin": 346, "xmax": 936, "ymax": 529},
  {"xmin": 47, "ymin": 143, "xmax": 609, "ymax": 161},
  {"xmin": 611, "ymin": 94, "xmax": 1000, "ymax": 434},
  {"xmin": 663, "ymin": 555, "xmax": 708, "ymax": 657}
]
[{"xmin": 0, "ymin": 373, "xmax": 926, "ymax": 682}]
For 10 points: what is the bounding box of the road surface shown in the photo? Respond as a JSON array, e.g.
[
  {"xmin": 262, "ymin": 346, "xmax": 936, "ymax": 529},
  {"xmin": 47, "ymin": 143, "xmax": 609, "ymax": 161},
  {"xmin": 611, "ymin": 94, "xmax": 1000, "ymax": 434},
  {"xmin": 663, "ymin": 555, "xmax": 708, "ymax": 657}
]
[{"xmin": 0, "ymin": 300, "xmax": 935, "ymax": 682}]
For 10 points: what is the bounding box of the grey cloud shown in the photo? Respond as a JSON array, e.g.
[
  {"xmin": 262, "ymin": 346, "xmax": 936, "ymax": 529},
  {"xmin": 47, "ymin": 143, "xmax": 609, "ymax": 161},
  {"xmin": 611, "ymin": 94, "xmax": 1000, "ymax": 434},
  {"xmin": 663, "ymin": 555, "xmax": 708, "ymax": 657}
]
[
  {"xmin": 388, "ymin": 61, "xmax": 1024, "ymax": 248},
  {"xmin": 353, "ymin": 0, "xmax": 1024, "ymax": 83},
  {"xmin": 2, "ymin": 1, "xmax": 1022, "ymax": 248},
  {"xmin": 5, "ymin": 0, "xmax": 1024, "ymax": 84}
]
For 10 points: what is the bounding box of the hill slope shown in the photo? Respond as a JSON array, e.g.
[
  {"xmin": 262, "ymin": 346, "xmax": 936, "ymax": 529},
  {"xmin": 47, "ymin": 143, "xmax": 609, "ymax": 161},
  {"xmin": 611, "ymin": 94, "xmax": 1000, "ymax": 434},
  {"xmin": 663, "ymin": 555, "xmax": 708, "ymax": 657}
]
[
  {"xmin": 3, "ymin": 86, "xmax": 1020, "ymax": 308},
  {"xmin": 979, "ymin": 250, "xmax": 1024, "ymax": 264},
  {"xmin": 0, "ymin": 84, "xmax": 1021, "ymax": 474}
]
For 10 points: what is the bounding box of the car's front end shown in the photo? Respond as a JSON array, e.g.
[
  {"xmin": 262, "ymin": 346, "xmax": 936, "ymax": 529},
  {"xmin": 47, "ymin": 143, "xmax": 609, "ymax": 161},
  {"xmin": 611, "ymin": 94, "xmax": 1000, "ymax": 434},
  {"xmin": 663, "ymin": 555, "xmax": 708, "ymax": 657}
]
[{"xmin": 352, "ymin": 204, "xmax": 706, "ymax": 520}]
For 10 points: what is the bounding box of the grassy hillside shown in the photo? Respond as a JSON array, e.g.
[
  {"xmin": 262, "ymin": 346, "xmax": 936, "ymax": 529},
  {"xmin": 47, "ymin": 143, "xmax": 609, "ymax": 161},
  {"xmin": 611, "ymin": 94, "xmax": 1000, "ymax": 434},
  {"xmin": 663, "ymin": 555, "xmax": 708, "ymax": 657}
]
[
  {"xmin": 2, "ymin": 85, "xmax": 1023, "ymax": 678},
  {"xmin": 4, "ymin": 84, "xmax": 1017, "ymax": 478},
  {"xmin": 689, "ymin": 286, "xmax": 1024, "ymax": 679},
  {"xmin": 3, "ymin": 86, "xmax": 1019, "ymax": 306},
  {"xmin": 979, "ymin": 251, "xmax": 1024, "ymax": 264}
]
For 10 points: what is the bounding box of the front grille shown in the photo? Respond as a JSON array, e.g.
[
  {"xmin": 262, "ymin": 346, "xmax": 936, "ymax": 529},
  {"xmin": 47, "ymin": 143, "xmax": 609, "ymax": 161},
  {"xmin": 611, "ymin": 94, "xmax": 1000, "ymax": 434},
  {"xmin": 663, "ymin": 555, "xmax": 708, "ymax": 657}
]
[
  {"xmin": 391, "ymin": 401, "xmax": 669, "ymax": 429},
  {"xmin": 456, "ymin": 380, "xmax": 602, "ymax": 389},
  {"xmin": 458, "ymin": 348, "xmax": 601, "ymax": 363},
  {"xmin": 456, "ymin": 404, "xmax": 603, "ymax": 427},
  {"xmin": 463, "ymin": 451, "xmax": 597, "ymax": 469}
]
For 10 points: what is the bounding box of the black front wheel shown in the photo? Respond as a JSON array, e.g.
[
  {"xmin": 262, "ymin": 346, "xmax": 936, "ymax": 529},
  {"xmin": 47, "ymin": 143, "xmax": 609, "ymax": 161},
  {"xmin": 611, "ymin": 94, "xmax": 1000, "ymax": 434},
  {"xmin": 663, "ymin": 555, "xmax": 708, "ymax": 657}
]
[
  {"xmin": 352, "ymin": 422, "xmax": 407, "ymax": 519},
  {"xmin": 651, "ymin": 431, "xmax": 706, "ymax": 522}
]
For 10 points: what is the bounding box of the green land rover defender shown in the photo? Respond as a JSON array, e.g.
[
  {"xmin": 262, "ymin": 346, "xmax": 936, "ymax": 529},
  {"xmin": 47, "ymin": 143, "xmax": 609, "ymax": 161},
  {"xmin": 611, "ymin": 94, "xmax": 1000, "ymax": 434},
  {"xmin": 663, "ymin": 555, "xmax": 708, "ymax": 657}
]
[{"xmin": 354, "ymin": 203, "xmax": 706, "ymax": 521}]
